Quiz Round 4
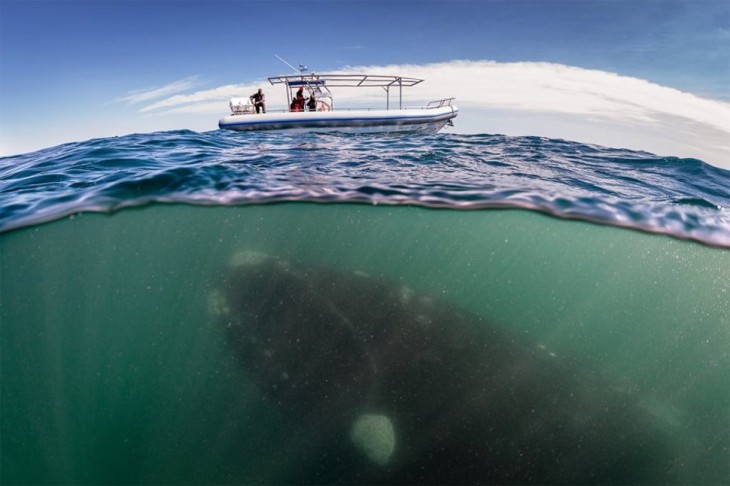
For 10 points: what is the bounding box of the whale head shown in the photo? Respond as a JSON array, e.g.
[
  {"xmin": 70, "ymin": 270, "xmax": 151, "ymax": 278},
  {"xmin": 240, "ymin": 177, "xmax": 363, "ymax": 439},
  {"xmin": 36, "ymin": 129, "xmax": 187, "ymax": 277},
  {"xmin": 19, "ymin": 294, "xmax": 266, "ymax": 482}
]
[{"xmin": 214, "ymin": 251, "xmax": 377, "ymax": 420}]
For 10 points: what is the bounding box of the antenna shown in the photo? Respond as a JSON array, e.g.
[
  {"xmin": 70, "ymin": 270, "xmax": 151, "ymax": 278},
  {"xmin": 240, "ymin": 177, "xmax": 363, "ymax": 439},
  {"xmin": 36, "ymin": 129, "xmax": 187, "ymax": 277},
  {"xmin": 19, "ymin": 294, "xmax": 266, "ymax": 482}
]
[{"xmin": 275, "ymin": 54, "xmax": 304, "ymax": 74}]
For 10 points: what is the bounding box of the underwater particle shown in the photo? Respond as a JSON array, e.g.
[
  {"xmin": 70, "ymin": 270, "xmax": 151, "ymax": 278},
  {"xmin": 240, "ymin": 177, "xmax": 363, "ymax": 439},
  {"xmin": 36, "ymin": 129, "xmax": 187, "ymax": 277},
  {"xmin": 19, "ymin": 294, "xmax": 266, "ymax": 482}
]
[{"xmin": 350, "ymin": 414, "xmax": 396, "ymax": 466}]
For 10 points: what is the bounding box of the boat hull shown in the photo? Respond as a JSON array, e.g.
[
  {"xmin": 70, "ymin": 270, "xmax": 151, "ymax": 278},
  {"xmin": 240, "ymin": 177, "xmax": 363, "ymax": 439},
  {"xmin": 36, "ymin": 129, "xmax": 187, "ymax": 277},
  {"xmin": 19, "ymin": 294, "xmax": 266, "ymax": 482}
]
[{"xmin": 218, "ymin": 106, "xmax": 458, "ymax": 134}]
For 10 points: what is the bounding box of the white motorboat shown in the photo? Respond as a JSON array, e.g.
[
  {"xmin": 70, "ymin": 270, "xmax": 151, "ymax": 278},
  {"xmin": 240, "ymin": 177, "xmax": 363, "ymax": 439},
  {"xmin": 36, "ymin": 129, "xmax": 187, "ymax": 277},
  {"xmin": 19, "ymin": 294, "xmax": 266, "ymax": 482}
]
[{"xmin": 219, "ymin": 71, "xmax": 458, "ymax": 134}]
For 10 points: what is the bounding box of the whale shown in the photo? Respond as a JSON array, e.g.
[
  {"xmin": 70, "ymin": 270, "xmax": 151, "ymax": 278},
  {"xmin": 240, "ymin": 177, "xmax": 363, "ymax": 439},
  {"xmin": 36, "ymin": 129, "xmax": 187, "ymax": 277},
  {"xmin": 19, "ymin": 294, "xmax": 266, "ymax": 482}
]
[{"xmin": 211, "ymin": 251, "xmax": 679, "ymax": 484}]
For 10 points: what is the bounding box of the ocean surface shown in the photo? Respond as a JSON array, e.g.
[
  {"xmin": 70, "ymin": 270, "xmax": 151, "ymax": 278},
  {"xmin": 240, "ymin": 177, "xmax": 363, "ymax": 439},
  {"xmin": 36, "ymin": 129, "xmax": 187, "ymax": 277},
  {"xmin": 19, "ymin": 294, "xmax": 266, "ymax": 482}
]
[{"xmin": 1, "ymin": 130, "xmax": 728, "ymax": 484}]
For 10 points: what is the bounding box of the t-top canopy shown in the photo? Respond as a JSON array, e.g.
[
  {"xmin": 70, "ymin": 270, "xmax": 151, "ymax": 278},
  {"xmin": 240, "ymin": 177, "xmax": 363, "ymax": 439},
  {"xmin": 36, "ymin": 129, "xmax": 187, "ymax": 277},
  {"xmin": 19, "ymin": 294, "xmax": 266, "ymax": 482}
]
[
  {"xmin": 268, "ymin": 73, "xmax": 424, "ymax": 88},
  {"xmin": 268, "ymin": 73, "xmax": 425, "ymax": 110}
]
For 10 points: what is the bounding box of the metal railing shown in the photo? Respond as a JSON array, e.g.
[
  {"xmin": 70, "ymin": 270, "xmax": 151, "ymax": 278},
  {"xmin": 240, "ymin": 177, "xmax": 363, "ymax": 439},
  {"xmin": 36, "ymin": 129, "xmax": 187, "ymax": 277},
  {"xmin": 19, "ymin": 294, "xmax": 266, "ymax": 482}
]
[
  {"xmin": 229, "ymin": 100, "xmax": 455, "ymax": 115},
  {"xmin": 426, "ymin": 98, "xmax": 455, "ymax": 109}
]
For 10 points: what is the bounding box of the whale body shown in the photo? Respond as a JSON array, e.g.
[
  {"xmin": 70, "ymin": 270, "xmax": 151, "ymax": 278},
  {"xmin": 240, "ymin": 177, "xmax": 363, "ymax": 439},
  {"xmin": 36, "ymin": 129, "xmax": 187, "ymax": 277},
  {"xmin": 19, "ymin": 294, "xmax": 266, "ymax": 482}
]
[{"xmin": 212, "ymin": 251, "xmax": 679, "ymax": 484}]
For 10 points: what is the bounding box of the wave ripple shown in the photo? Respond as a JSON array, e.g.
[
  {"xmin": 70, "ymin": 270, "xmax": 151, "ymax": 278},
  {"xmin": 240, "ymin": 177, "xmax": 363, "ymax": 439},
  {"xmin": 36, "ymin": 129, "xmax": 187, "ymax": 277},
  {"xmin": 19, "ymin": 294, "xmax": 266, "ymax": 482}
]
[{"xmin": 1, "ymin": 130, "xmax": 729, "ymax": 247}]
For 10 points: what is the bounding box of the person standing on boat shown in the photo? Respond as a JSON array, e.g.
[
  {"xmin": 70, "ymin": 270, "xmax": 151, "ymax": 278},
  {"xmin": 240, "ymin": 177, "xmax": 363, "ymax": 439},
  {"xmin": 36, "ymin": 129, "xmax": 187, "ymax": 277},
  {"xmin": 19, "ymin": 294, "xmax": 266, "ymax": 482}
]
[
  {"xmin": 307, "ymin": 93, "xmax": 317, "ymax": 112},
  {"xmin": 295, "ymin": 87, "xmax": 306, "ymax": 111},
  {"xmin": 250, "ymin": 89, "xmax": 266, "ymax": 114}
]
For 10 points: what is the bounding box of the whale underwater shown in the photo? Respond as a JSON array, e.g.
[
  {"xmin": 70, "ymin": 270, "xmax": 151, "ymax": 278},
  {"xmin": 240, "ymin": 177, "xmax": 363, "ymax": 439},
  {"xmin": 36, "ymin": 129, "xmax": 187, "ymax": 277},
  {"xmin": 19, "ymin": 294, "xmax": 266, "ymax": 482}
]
[{"xmin": 210, "ymin": 251, "xmax": 680, "ymax": 484}]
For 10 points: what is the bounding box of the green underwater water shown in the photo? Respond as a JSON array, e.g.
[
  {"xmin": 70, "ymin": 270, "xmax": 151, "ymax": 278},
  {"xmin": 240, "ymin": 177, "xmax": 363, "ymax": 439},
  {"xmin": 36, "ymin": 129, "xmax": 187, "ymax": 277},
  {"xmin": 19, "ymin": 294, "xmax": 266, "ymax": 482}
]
[{"xmin": 1, "ymin": 203, "xmax": 728, "ymax": 484}]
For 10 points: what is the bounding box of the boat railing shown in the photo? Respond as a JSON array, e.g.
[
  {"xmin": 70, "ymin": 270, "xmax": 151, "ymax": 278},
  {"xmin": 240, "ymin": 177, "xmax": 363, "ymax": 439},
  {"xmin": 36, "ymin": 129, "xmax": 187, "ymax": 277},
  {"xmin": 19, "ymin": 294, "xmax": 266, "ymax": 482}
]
[
  {"xmin": 230, "ymin": 100, "xmax": 456, "ymax": 115},
  {"xmin": 426, "ymin": 98, "xmax": 455, "ymax": 109}
]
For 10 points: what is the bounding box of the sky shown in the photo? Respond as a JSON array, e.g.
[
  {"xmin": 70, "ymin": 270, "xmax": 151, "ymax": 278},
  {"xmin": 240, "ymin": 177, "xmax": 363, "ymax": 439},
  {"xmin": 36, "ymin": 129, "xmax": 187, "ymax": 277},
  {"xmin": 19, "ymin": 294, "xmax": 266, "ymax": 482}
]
[{"xmin": 1, "ymin": 0, "xmax": 729, "ymax": 167}]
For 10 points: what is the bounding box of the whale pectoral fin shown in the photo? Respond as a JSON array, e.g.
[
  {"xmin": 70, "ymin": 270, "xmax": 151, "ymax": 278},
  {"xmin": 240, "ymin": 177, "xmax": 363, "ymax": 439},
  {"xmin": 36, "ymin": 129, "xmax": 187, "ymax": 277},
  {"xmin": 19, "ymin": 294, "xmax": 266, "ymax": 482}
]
[{"xmin": 350, "ymin": 414, "xmax": 396, "ymax": 466}]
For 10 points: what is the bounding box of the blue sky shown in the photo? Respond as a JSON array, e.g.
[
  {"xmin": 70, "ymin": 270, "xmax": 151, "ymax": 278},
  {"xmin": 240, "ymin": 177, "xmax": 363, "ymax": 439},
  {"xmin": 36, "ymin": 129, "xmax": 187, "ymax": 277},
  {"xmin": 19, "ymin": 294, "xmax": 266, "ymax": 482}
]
[{"xmin": 1, "ymin": 0, "xmax": 729, "ymax": 166}]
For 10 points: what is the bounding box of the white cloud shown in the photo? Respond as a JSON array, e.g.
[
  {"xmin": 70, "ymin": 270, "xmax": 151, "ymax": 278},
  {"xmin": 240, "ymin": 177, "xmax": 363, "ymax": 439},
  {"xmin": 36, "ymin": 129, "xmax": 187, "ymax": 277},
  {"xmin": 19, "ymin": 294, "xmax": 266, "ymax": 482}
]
[
  {"xmin": 117, "ymin": 76, "xmax": 202, "ymax": 105},
  {"xmin": 336, "ymin": 60, "xmax": 730, "ymax": 133},
  {"xmin": 139, "ymin": 83, "xmax": 253, "ymax": 112}
]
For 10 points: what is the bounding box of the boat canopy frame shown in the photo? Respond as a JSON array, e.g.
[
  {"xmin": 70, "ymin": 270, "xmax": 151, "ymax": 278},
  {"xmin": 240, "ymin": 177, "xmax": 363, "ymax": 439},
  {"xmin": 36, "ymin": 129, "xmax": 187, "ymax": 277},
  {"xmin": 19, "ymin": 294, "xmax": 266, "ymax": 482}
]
[{"xmin": 267, "ymin": 73, "xmax": 424, "ymax": 110}]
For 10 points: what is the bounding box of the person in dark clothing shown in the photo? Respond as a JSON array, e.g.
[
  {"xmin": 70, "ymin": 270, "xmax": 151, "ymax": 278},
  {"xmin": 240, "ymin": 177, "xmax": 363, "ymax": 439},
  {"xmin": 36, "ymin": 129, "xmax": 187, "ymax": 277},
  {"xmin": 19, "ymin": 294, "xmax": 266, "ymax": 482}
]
[
  {"xmin": 250, "ymin": 89, "xmax": 266, "ymax": 113},
  {"xmin": 307, "ymin": 94, "xmax": 317, "ymax": 111},
  {"xmin": 295, "ymin": 87, "xmax": 306, "ymax": 111}
]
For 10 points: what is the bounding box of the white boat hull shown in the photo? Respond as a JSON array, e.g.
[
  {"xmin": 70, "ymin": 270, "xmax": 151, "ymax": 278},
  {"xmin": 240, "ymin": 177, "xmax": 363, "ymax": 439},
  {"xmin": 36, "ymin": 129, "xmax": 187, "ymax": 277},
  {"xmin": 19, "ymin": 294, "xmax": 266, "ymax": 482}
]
[{"xmin": 218, "ymin": 105, "xmax": 458, "ymax": 134}]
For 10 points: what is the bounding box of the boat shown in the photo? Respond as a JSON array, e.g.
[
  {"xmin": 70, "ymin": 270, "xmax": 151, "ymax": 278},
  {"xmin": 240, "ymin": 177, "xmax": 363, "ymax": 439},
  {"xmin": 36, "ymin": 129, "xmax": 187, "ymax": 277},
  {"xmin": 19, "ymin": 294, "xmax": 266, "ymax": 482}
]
[{"xmin": 218, "ymin": 69, "xmax": 458, "ymax": 134}]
